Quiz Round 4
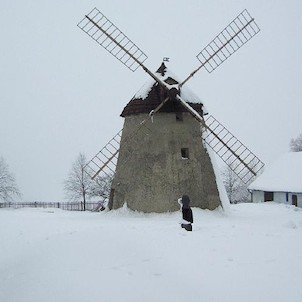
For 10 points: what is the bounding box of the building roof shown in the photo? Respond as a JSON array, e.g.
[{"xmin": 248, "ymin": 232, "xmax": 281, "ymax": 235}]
[
  {"xmin": 120, "ymin": 63, "xmax": 206, "ymax": 117},
  {"xmin": 248, "ymin": 152, "xmax": 302, "ymax": 193}
]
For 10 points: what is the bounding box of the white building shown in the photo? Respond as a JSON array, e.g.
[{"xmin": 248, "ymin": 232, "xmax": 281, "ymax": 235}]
[{"xmin": 248, "ymin": 152, "xmax": 302, "ymax": 207}]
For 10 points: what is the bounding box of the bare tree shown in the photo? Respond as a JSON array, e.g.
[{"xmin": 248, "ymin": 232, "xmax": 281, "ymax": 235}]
[
  {"xmin": 0, "ymin": 156, "xmax": 21, "ymax": 202},
  {"xmin": 91, "ymin": 174, "xmax": 112, "ymax": 200},
  {"xmin": 64, "ymin": 153, "xmax": 112, "ymax": 210},
  {"xmin": 64, "ymin": 153, "xmax": 92, "ymax": 210},
  {"xmin": 289, "ymin": 133, "xmax": 302, "ymax": 152},
  {"xmin": 222, "ymin": 163, "xmax": 250, "ymax": 204}
]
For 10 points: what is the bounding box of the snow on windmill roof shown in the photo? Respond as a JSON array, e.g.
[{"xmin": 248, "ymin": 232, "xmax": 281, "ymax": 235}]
[
  {"xmin": 248, "ymin": 152, "xmax": 302, "ymax": 193},
  {"xmin": 134, "ymin": 63, "xmax": 204, "ymax": 103},
  {"xmin": 121, "ymin": 63, "xmax": 207, "ymax": 117}
]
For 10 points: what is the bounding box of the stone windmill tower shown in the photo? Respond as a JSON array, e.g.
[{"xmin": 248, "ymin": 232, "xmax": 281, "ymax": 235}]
[
  {"xmin": 111, "ymin": 62, "xmax": 220, "ymax": 212},
  {"xmin": 77, "ymin": 8, "xmax": 264, "ymax": 212}
]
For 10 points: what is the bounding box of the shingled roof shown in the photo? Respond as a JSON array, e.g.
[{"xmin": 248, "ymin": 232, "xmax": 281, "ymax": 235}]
[{"xmin": 120, "ymin": 63, "xmax": 204, "ymax": 117}]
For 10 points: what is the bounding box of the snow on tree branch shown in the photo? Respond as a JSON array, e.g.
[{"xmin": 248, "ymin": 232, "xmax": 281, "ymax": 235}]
[
  {"xmin": 289, "ymin": 133, "xmax": 302, "ymax": 152},
  {"xmin": 0, "ymin": 156, "xmax": 21, "ymax": 202}
]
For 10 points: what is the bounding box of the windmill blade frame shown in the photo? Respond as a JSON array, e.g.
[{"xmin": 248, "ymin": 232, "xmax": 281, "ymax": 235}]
[
  {"xmin": 180, "ymin": 9, "xmax": 260, "ymax": 87},
  {"xmin": 197, "ymin": 9, "xmax": 260, "ymax": 73},
  {"xmin": 203, "ymin": 115, "xmax": 264, "ymax": 183},
  {"xmin": 78, "ymin": 8, "xmax": 260, "ymax": 102},
  {"xmin": 77, "ymin": 7, "xmax": 148, "ymax": 72},
  {"xmin": 77, "ymin": 7, "xmax": 264, "ymax": 183},
  {"xmin": 77, "ymin": 7, "xmax": 169, "ymax": 88}
]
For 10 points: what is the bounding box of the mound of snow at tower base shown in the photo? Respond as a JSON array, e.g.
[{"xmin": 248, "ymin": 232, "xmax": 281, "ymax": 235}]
[{"xmin": 1, "ymin": 203, "xmax": 302, "ymax": 302}]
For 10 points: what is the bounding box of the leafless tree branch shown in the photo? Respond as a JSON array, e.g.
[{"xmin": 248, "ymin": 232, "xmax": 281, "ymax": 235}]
[
  {"xmin": 0, "ymin": 156, "xmax": 21, "ymax": 202},
  {"xmin": 289, "ymin": 133, "xmax": 302, "ymax": 152}
]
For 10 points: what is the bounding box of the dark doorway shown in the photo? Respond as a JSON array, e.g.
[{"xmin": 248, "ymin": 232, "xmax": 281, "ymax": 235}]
[
  {"xmin": 264, "ymin": 191, "xmax": 274, "ymax": 202},
  {"xmin": 292, "ymin": 195, "xmax": 298, "ymax": 207}
]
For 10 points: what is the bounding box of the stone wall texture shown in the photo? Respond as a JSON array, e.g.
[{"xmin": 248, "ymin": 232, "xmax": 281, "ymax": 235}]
[{"xmin": 109, "ymin": 112, "xmax": 221, "ymax": 212}]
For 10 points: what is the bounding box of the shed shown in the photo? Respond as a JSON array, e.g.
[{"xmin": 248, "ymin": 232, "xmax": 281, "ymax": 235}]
[{"xmin": 248, "ymin": 152, "xmax": 302, "ymax": 207}]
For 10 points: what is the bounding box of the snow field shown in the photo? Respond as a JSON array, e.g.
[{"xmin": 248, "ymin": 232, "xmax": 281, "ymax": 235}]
[{"xmin": 1, "ymin": 203, "xmax": 302, "ymax": 302}]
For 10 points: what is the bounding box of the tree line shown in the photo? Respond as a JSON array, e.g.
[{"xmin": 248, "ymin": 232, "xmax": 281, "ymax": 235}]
[
  {"xmin": 1, "ymin": 133, "xmax": 302, "ymax": 205},
  {"xmin": 0, "ymin": 153, "xmax": 111, "ymax": 207}
]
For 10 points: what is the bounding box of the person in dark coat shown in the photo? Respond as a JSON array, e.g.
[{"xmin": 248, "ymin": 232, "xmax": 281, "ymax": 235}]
[{"xmin": 178, "ymin": 194, "xmax": 193, "ymax": 231}]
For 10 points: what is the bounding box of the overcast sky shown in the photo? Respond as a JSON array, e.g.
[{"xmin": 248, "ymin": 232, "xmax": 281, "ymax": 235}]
[{"xmin": 1, "ymin": 0, "xmax": 301, "ymax": 202}]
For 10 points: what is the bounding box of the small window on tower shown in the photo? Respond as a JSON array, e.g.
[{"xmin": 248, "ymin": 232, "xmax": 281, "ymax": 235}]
[
  {"xmin": 181, "ymin": 148, "xmax": 189, "ymax": 159},
  {"xmin": 176, "ymin": 112, "xmax": 183, "ymax": 121}
]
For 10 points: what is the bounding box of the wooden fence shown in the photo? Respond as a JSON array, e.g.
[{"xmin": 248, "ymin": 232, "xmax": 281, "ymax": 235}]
[{"xmin": 0, "ymin": 201, "xmax": 106, "ymax": 211}]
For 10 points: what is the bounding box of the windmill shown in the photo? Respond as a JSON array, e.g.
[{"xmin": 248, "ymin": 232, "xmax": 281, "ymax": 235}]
[{"xmin": 77, "ymin": 8, "xmax": 264, "ymax": 212}]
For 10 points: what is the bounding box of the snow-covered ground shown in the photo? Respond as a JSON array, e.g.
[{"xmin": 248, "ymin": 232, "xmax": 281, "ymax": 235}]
[{"xmin": 1, "ymin": 203, "xmax": 302, "ymax": 302}]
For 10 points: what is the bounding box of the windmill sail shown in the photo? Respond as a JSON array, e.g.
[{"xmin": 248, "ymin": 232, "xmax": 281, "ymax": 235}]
[
  {"xmin": 196, "ymin": 9, "xmax": 260, "ymax": 73},
  {"xmin": 84, "ymin": 120, "xmax": 152, "ymax": 180},
  {"xmin": 203, "ymin": 115, "xmax": 264, "ymax": 183},
  {"xmin": 77, "ymin": 8, "xmax": 174, "ymax": 89},
  {"xmin": 84, "ymin": 130, "xmax": 122, "ymax": 181},
  {"xmin": 77, "ymin": 7, "xmax": 148, "ymax": 71},
  {"xmin": 180, "ymin": 9, "xmax": 260, "ymax": 87}
]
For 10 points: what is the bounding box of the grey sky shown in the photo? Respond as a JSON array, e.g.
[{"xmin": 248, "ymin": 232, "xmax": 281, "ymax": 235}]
[{"xmin": 1, "ymin": 0, "xmax": 301, "ymax": 202}]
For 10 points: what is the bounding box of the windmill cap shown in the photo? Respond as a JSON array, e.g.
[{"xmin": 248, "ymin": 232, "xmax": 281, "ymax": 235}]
[{"xmin": 120, "ymin": 63, "xmax": 205, "ymax": 117}]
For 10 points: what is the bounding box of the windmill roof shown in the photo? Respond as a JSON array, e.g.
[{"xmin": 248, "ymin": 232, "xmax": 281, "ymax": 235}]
[
  {"xmin": 248, "ymin": 152, "xmax": 302, "ymax": 193},
  {"xmin": 120, "ymin": 63, "xmax": 206, "ymax": 117}
]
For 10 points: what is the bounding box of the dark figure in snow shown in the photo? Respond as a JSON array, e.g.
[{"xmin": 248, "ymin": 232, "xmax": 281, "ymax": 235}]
[{"xmin": 178, "ymin": 194, "xmax": 193, "ymax": 231}]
